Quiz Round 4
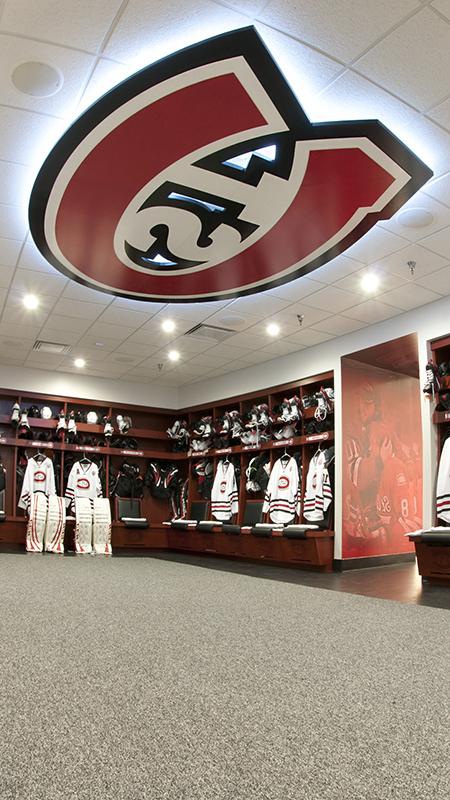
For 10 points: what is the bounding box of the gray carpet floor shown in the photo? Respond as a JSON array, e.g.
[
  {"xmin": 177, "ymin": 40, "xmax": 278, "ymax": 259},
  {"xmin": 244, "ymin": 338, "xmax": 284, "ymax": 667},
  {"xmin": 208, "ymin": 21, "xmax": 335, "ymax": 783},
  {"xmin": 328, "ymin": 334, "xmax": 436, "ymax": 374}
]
[{"xmin": 0, "ymin": 554, "xmax": 448, "ymax": 800}]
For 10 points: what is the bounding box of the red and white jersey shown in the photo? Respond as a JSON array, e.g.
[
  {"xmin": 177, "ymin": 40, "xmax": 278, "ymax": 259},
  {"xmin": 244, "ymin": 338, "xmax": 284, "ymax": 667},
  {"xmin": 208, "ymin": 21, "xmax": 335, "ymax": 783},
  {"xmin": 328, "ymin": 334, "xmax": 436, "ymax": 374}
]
[
  {"xmin": 437, "ymin": 437, "xmax": 450, "ymax": 523},
  {"xmin": 18, "ymin": 456, "xmax": 56, "ymax": 511},
  {"xmin": 263, "ymin": 456, "xmax": 300, "ymax": 524},
  {"xmin": 65, "ymin": 461, "xmax": 102, "ymax": 509},
  {"xmin": 211, "ymin": 460, "xmax": 238, "ymax": 520},
  {"xmin": 377, "ymin": 455, "xmax": 421, "ymax": 534},
  {"xmin": 303, "ymin": 452, "xmax": 332, "ymax": 522}
]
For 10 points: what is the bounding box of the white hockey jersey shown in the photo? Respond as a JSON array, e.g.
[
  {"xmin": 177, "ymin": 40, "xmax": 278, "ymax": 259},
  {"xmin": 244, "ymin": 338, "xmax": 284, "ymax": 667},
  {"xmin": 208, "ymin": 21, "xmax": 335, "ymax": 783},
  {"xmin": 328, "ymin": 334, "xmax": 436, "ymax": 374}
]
[
  {"xmin": 303, "ymin": 451, "xmax": 332, "ymax": 522},
  {"xmin": 210, "ymin": 460, "xmax": 239, "ymax": 520},
  {"xmin": 18, "ymin": 456, "xmax": 56, "ymax": 511},
  {"xmin": 65, "ymin": 460, "xmax": 103, "ymax": 509},
  {"xmin": 436, "ymin": 437, "xmax": 450, "ymax": 522},
  {"xmin": 263, "ymin": 456, "xmax": 300, "ymax": 524}
]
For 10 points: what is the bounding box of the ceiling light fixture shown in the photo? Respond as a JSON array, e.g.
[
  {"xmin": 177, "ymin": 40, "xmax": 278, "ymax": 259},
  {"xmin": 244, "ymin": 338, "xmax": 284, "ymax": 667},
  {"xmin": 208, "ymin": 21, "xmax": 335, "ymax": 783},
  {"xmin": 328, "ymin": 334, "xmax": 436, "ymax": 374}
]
[
  {"xmin": 162, "ymin": 319, "xmax": 176, "ymax": 333},
  {"xmin": 74, "ymin": 358, "xmax": 85, "ymax": 368},
  {"xmin": 266, "ymin": 322, "xmax": 280, "ymax": 337},
  {"xmin": 12, "ymin": 61, "xmax": 63, "ymax": 97},
  {"xmin": 168, "ymin": 350, "xmax": 180, "ymax": 362},
  {"xmin": 23, "ymin": 294, "xmax": 39, "ymax": 310},
  {"xmin": 360, "ymin": 273, "xmax": 380, "ymax": 293}
]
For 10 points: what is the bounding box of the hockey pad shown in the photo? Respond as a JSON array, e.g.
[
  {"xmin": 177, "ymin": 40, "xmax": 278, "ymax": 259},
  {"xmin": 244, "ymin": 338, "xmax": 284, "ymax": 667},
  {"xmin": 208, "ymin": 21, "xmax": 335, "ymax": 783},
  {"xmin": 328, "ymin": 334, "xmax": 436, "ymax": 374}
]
[
  {"xmin": 74, "ymin": 497, "xmax": 93, "ymax": 554},
  {"xmin": 223, "ymin": 524, "xmax": 241, "ymax": 535},
  {"xmin": 26, "ymin": 492, "xmax": 48, "ymax": 552},
  {"xmin": 93, "ymin": 497, "xmax": 112, "ymax": 555},
  {"xmin": 44, "ymin": 495, "xmax": 66, "ymax": 553},
  {"xmin": 197, "ymin": 520, "xmax": 221, "ymax": 532}
]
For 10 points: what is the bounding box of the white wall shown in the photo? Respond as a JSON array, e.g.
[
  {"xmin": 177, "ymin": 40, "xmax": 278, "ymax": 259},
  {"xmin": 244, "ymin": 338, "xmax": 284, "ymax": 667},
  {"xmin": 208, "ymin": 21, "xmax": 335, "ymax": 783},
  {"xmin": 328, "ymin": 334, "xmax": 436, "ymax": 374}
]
[{"xmin": 0, "ymin": 363, "xmax": 178, "ymax": 408}]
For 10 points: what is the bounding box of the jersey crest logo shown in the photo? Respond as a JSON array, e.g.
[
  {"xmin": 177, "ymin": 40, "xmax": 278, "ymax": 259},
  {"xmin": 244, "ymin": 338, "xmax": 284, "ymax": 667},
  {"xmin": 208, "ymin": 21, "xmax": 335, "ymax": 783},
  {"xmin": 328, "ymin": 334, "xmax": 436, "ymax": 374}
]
[
  {"xmin": 29, "ymin": 27, "xmax": 432, "ymax": 303},
  {"xmin": 77, "ymin": 478, "xmax": 90, "ymax": 490},
  {"xmin": 34, "ymin": 471, "xmax": 46, "ymax": 482},
  {"xmin": 278, "ymin": 476, "xmax": 290, "ymax": 490},
  {"xmin": 220, "ymin": 481, "xmax": 227, "ymax": 493}
]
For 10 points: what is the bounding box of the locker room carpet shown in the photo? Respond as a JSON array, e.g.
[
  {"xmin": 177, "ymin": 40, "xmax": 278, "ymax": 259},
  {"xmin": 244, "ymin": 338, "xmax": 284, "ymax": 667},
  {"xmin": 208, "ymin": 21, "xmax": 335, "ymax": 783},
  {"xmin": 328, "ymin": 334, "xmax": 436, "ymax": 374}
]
[{"xmin": 0, "ymin": 553, "xmax": 448, "ymax": 800}]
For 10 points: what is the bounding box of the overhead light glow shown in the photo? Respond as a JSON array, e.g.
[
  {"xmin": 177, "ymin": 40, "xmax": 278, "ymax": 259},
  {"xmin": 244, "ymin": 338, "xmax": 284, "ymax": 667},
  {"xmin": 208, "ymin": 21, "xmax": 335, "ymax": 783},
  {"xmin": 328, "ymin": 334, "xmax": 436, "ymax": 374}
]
[
  {"xmin": 266, "ymin": 322, "xmax": 280, "ymax": 337},
  {"xmin": 360, "ymin": 272, "xmax": 380, "ymax": 293},
  {"xmin": 74, "ymin": 358, "xmax": 86, "ymax": 368},
  {"xmin": 23, "ymin": 294, "xmax": 39, "ymax": 310},
  {"xmin": 224, "ymin": 145, "xmax": 277, "ymax": 171},
  {"xmin": 168, "ymin": 350, "xmax": 180, "ymax": 362},
  {"xmin": 162, "ymin": 319, "xmax": 176, "ymax": 333}
]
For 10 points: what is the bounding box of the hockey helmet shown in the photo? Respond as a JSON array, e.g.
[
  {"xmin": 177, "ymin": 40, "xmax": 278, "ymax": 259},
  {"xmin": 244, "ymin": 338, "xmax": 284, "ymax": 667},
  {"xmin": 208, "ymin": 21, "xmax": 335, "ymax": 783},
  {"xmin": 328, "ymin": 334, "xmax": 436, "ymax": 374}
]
[
  {"xmin": 40, "ymin": 406, "xmax": 52, "ymax": 420},
  {"xmin": 28, "ymin": 405, "xmax": 40, "ymax": 418}
]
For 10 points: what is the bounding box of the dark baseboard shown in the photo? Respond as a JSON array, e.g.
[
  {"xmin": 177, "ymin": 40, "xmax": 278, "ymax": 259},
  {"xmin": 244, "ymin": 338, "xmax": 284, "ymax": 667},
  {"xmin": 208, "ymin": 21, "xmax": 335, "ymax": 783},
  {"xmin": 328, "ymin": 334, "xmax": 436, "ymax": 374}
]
[{"xmin": 334, "ymin": 552, "xmax": 416, "ymax": 571}]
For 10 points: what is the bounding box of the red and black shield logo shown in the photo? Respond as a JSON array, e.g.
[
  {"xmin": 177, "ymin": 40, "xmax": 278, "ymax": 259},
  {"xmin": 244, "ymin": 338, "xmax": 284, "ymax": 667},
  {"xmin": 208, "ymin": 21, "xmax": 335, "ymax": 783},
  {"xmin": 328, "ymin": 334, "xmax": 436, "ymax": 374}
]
[{"xmin": 29, "ymin": 27, "xmax": 432, "ymax": 303}]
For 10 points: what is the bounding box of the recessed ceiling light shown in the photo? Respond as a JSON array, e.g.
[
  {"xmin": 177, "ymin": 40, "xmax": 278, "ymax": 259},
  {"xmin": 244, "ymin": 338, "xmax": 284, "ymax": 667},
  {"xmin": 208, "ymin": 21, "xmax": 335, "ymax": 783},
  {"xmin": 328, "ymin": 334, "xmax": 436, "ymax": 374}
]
[
  {"xmin": 162, "ymin": 319, "xmax": 176, "ymax": 333},
  {"xmin": 23, "ymin": 294, "xmax": 39, "ymax": 310},
  {"xmin": 168, "ymin": 350, "xmax": 180, "ymax": 362},
  {"xmin": 95, "ymin": 341, "xmax": 104, "ymax": 347},
  {"xmin": 360, "ymin": 272, "xmax": 380, "ymax": 293},
  {"xmin": 74, "ymin": 358, "xmax": 85, "ymax": 368},
  {"xmin": 12, "ymin": 61, "xmax": 63, "ymax": 97},
  {"xmin": 396, "ymin": 207, "xmax": 434, "ymax": 229},
  {"xmin": 266, "ymin": 322, "xmax": 280, "ymax": 337}
]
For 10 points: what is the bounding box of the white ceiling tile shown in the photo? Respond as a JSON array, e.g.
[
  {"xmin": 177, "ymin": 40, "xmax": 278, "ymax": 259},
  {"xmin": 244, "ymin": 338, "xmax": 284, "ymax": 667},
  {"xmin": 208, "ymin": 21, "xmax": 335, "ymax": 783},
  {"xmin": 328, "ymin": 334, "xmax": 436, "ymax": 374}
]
[
  {"xmin": 75, "ymin": 335, "xmax": 119, "ymax": 352},
  {"xmin": 311, "ymin": 255, "xmax": 365, "ymax": 284},
  {"xmin": 258, "ymin": 0, "xmax": 420, "ymax": 63},
  {"xmin": 38, "ymin": 315, "xmax": 94, "ymax": 334},
  {"xmin": 103, "ymin": 0, "xmax": 247, "ymax": 66},
  {"xmin": 376, "ymin": 243, "xmax": 449, "ymax": 280},
  {"xmin": 10, "ymin": 267, "xmax": 67, "ymax": 296},
  {"xmin": 0, "ymin": 354, "xmax": 26, "ymax": 367},
  {"xmin": 0, "ymin": 0, "xmax": 124, "ymax": 53},
  {"xmin": 202, "ymin": 343, "xmax": 253, "ymax": 359},
  {"xmin": 343, "ymin": 299, "xmax": 401, "ymax": 324},
  {"xmin": 239, "ymin": 349, "xmax": 290, "ymax": 364},
  {"xmin": 24, "ymin": 352, "xmax": 64, "ymax": 368},
  {"xmin": 428, "ymin": 97, "xmax": 450, "ymax": 131},
  {"xmin": 286, "ymin": 328, "xmax": 335, "ymax": 348},
  {"xmin": 380, "ymin": 283, "xmax": 441, "ymax": 310},
  {"xmin": 311, "ymin": 315, "xmax": 367, "ymax": 336},
  {"xmin": 0, "ymin": 34, "xmax": 96, "ymax": 116},
  {"xmin": 420, "ymin": 226, "xmax": 450, "ymax": 259},
  {"xmin": 1, "ymin": 295, "xmax": 51, "ymax": 327},
  {"xmin": 96, "ymin": 307, "xmax": 151, "ymax": 328},
  {"xmin": 37, "ymin": 325, "xmax": 85, "ymax": 344},
  {"xmin": 266, "ymin": 276, "xmax": 325, "ymax": 301},
  {"xmin": 0, "ymin": 203, "xmax": 28, "ymax": 240},
  {"xmin": 111, "ymin": 297, "xmax": 167, "ymax": 315},
  {"xmin": 262, "ymin": 339, "xmax": 301, "ymax": 356},
  {"xmin": 61, "ymin": 282, "xmax": 113, "ymax": 303},
  {"xmin": 334, "ymin": 268, "xmax": 405, "ymax": 295},
  {"xmin": 0, "ymin": 335, "xmax": 34, "ymax": 351},
  {"xmin": 432, "ymin": 0, "xmax": 450, "ymax": 21},
  {"xmin": 254, "ymin": 22, "xmax": 344, "ymax": 116},
  {"xmin": 18, "ymin": 241, "xmax": 59, "ymax": 273},
  {"xmin": 228, "ymin": 293, "xmax": 292, "ymax": 317},
  {"xmin": 0, "ymin": 235, "xmax": 22, "ymax": 267},
  {"xmin": 51, "ymin": 298, "xmax": 108, "ymax": 319},
  {"xmin": 378, "ymin": 192, "xmax": 450, "ymax": 242},
  {"xmin": 310, "ymin": 69, "xmax": 420, "ymax": 136},
  {"xmin": 87, "ymin": 322, "xmax": 137, "ymax": 340},
  {"xmin": 423, "ymin": 173, "xmax": 450, "ymax": 207},
  {"xmin": 77, "ymin": 59, "xmax": 136, "ymax": 114},
  {"xmin": 354, "ymin": 8, "xmax": 450, "ymax": 111},
  {"xmin": 0, "ymin": 321, "xmax": 41, "ymax": 339},
  {"xmin": 0, "ymin": 160, "xmax": 35, "ymax": 207},
  {"xmin": 224, "ymin": 332, "xmax": 265, "ymax": 349},
  {"xmin": 400, "ymin": 117, "xmax": 450, "ymax": 179},
  {"xmin": 300, "ymin": 285, "xmax": 362, "ymax": 312},
  {"xmin": 0, "ymin": 106, "xmax": 66, "ymax": 166},
  {"xmin": 0, "ymin": 264, "xmax": 14, "ymax": 288},
  {"xmin": 113, "ymin": 340, "xmax": 160, "ymax": 358},
  {"xmin": 344, "ymin": 226, "xmax": 408, "ymax": 263},
  {"xmin": 276, "ymin": 303, "xmax": 333, "ymax": 327},
  {"xmin": 415, "ymin": 264, "xmax": 450, "ymax": 295},
  {"xmin": 166, "ymin": 336, "xmax": 213, "ymax": 354}
]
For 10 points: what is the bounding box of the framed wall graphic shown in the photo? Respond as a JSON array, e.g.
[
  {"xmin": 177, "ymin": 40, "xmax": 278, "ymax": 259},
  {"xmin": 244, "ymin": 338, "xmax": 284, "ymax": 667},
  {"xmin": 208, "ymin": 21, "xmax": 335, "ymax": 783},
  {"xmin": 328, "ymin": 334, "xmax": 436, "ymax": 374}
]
[{"xmin": 29, "ymin": 27, "xmax": 432, "ymax": 303}]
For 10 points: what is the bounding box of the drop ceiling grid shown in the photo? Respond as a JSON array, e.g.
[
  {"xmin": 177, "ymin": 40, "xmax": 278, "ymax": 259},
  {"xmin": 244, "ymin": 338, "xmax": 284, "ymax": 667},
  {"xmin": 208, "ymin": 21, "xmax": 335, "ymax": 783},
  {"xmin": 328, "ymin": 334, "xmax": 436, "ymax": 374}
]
[{"xmin": 0, "ymin": 0, "xmax": 448, "ymax": 385}]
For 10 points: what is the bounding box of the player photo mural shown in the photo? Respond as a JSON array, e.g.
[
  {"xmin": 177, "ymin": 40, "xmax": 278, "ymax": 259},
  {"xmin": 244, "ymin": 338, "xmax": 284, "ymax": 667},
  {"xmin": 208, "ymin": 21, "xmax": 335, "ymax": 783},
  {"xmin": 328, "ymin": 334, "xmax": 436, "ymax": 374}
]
[
  {"xmin": 342, "ymin": 361, "xmax": 422, "ymax": 559},
  {"xmin": 29, "ymin": 27, "xmax": 431, "ymax": 302}
]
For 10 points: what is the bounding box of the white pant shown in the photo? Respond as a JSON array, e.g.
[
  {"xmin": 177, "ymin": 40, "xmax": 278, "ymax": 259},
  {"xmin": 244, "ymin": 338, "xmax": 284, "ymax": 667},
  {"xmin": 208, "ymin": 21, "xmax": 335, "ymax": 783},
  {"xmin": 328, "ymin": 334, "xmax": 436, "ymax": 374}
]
[
  {"xmin": 26, "ymin": 493, "xmax": 48, "ymax": 553},
  {"xmin": 74, "ymin": 498, "xmax": 93, "ymax": 554},
  {"xmin": 44, "ymin": 495, "xmax": 66, "ymax": 553},
  {"xmin": 93, "ymin": 498, "xmax": 112, "ymax": 555}
]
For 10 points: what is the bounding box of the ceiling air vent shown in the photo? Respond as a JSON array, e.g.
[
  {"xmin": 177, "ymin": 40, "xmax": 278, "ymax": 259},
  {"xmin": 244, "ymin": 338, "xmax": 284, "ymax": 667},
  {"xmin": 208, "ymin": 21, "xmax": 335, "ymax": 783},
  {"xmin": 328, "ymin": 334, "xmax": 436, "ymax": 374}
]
[
  {"xmin": 184, "ymin": 323, "xmax": 235, "ymax": 343},
  {"xmin": 33, "ymin": 340, "xmax": 72, "ymax": 355}
]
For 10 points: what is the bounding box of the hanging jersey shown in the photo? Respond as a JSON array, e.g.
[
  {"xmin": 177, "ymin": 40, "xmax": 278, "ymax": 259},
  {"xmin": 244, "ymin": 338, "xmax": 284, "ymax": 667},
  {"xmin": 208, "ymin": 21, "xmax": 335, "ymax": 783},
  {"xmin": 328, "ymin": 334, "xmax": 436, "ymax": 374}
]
[
  {"xmin": 437, "ymin": 437, "xmax": 450, "ymax": 523},
  {"xmin": 303, "ymin": 452, "xmax": 332, "ymax": 522},
  {"xmin": 210, "ymin": 460, "xmax": 239, "ymax": 520},
  {"xmin": 18, "ymin": 456, "xmax": 56, "ymax": 511},
  {"xmin": 263, "ymin": 456, "xmax": 300, "ymax": 524},
  {"xmin": 65, "ymin": 461, "xmax": 102, "ymax": 509}
]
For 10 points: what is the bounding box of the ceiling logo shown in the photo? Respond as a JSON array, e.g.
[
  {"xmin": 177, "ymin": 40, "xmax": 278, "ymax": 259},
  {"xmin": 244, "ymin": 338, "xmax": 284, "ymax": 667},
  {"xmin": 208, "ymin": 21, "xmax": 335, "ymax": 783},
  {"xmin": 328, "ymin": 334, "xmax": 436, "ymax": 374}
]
[{"xmin": 29, "ymin": 27, "xmax": 432, "ymax": 303}]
